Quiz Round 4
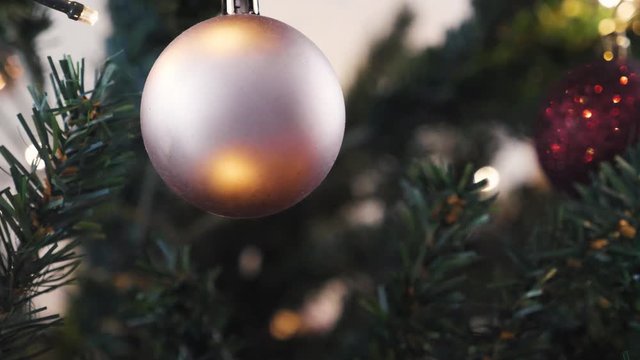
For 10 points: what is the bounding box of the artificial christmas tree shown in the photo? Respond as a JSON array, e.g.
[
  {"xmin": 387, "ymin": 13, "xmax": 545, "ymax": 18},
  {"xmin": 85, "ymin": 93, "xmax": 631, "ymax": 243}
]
[{"xmin": 2, "ymin": 0, "xmax": 640, "ymax": 359}]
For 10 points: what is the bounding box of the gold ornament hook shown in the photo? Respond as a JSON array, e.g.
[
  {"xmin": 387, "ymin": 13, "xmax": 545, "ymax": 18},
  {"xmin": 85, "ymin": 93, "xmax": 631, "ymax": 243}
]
[{"xmin": 222, "ymin": 0, "xmax": 260, "ymax": 15}]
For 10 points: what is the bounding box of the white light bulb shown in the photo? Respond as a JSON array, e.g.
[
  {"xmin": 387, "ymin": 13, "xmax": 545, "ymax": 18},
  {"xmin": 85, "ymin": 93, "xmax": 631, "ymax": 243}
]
[
  {"xmin": 78, "ymin": 6, "xmax": 99, "ymax": 26},
  {"xmin": 599, "ymin": 0, "xmax": 622, "ymax": 8},
  {"xmin": 25, "ymin": 144, "xmax": 45, "ymax": 171},
  {"xmin": 474, "ymin": 166, "xmax": 500, "ymax": 193}
]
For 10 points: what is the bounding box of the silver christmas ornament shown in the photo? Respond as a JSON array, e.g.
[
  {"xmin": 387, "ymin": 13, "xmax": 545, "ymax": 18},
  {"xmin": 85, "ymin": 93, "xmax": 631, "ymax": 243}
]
[{"xmin": 141, "ymin": 1, "xmax": 345, "ymax": 218}]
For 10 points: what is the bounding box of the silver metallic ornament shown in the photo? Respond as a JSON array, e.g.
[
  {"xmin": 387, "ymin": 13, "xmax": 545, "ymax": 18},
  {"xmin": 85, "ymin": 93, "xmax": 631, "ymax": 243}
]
[{"xmin": 141, "ymin": 1, "xmax": 345, "ymax": 218}]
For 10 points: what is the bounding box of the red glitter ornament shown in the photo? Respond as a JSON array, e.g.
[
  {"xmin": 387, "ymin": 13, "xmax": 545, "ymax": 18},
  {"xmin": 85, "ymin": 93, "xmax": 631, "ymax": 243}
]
[{"xmin": 535, "ymin": 60, "xmax": 640, "ymax": 191}]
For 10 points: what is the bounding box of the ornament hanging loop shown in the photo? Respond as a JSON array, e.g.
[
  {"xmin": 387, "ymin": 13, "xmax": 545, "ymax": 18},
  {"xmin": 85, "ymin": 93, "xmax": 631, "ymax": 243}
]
[{"xmin": 222, "ymin": 0, "xmax": 260, "ymax": 15}]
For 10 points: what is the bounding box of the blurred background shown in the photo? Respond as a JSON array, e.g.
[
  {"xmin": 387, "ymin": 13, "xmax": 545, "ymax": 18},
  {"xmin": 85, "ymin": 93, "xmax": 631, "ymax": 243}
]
[{"xmin": 1, "ymin": 0, "xmax": 637, "ymax": 359}]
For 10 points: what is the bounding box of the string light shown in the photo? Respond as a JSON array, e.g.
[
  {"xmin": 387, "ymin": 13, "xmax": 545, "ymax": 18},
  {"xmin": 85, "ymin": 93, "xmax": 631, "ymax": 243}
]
[
  {"xmin": 474, "ymin": 166, "xmax": 501, "ymax": 193},
  {"xmin": 31, "ymin": 0, "xmax": 99, "ymax": 25},
  {"xmin": 25, "ymin": 144, "xmax": 45, "ymax": 170}
]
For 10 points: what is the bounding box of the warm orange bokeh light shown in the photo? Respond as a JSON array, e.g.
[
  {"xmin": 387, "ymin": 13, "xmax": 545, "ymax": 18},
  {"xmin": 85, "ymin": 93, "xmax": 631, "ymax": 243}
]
[{"xmin": 270, "ymin": 310, "xmax": 302, "ymax": 340}]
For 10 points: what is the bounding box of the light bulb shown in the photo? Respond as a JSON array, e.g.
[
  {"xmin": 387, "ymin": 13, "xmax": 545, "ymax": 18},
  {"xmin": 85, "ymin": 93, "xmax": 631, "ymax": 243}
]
[
  {"xmin": 25, "ymin": 144, "xmax": 45, "ymax": 170},
  {"xmin": 474, "ymin": 166, "xmax": 500, "ymax": 193}
]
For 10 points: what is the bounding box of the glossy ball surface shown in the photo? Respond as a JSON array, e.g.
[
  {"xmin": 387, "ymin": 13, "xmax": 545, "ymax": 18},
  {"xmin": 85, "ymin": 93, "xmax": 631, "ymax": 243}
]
[
  {"xmin": 535, "ymin": 60, "xmax": 640, "ymax": 192},
  {"xmin": 141, "ymin": 15, "xmax": 345, "ymax": 218}
]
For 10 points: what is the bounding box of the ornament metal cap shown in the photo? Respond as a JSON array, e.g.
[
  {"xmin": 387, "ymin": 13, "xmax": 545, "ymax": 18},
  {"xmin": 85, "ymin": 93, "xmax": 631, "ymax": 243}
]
[{"xmin": 222, "ymin": 0, "xmax": 260, "ymax": 15}]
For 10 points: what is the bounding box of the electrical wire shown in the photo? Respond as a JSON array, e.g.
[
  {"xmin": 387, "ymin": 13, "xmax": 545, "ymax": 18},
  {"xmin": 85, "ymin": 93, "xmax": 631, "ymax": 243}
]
[{"xmin": 31, "ymin": 0, "xmax": 99, "ymax": 25}]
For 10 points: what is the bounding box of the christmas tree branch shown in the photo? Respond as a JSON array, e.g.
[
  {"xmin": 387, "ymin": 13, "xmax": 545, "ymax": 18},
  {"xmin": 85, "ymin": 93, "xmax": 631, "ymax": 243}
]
[
  {"xmin": 0, "ymin": 55, "xmax": 136, "ymax": 359},
  {"xmin": 493, "ymin": 145, "xmax": 640, "ymax": 359},
  {"xmin": 364, "ymin": 163, "xmax": 493, "ymax": 359}
]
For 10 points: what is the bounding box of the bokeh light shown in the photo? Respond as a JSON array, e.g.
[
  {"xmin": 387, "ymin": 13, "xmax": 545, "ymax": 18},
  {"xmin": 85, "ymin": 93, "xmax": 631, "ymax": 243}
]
[
  {"xmin": 238, "ymin": 245, "xmax": 263, "ymax": 279},
  {"xmin": 270, "ymin": 310, "xmax": 302, "ymax": 340},
  {"xmin": 616, "ymin": 1, "xmax": 636, "ymax": 21},
  {"xmin": 25, "ymin": 144, "xmax": 45, "ymax": 170},
  {"xmin": 474, "ymin": 166, "xmax": 501, "ymax": 193},
  {"xmin": 599, "ymin": 0, "xmax": 621, "ymax": 8},
  {"xmin": 598, "ymin": 18, "xmax": 616, "ymax": 35}
]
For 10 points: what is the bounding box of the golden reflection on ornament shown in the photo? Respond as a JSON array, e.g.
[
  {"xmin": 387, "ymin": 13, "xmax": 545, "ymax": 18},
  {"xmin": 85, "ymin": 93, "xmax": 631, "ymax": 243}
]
[
  {"xmin": 270, "ymin": 309, "xmax": 302, "ymax": 341},
  {"xmin": 141, "ymin": 14, "xmax": 345, "ymax": 218},
  {"xmin": 582, "ymin": 109, "xmax": 593, "ymax": 118},
  {"xmin": 599, "ymin": 0, "xmax": 621, "ymax": 8},
  {"xmin": 206, "ymin": 149, "xmax": 261, "ymax": 195},
  {"xmin": 585, "ymin": 147, "xmax": 596, "ymax": 163},
  {"xmin": 599, "ymin": 18, "xmax": 616, "ymax": 35},
  {"xmin": 603, "ymin": 51, "xmax": 615, "ymax": 62},
  {"xmin": 613, "ymin": 94, "xmax": 622, "ymax": 103},
  {"xmin": 198, "ymin": 18, "xmax": 270, "ymax": 55},
  {"xmin": 620, "ymin": 75, "xmax": 630, "ymax": 85},
  {"xmin": 473, "ymin": 166, "xmax": 501, "ymax": 193}
]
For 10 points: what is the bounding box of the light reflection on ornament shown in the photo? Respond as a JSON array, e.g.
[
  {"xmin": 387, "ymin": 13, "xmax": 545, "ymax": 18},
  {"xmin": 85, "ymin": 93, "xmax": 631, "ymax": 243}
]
[
  {"xmin": 474, "ymin": 166, "xmax": 501, "ymax": 193},
  {"xmin": 198, "ymin": 19, "xmax": 271, "ymax": 55},
  {"xmin": 584, "ymin": 147, "xmax": 596, "ymax": 163},
  {"xmin": 25, "ymin": 144, "xmax": 45, "ymax": 170},
  {"xmin": 141, "ymin": 14, "xmax": 345, "ymax": 218},
  {"xmin": 535, "ymin": 60, "xmax": 640, "ymax": 191},
  {"xmin": 0, "ymin": 73, "xmax": 5, "ymax": 91},
  {"xmin": 620, "ymin": 75, "xmax": 629, "ymax": 85},
  {"xmin": 206, "ymin": 150, "xmax": 261, "ymax": 195}
]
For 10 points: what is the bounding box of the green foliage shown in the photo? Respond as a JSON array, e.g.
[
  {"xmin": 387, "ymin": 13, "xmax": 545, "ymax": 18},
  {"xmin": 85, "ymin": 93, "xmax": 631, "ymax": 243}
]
[
  {"xmin": 107, "ymin": 0, "xmax": 222, "ymax": 89},
  {"xmin": 4, "ymin": 0, "xmax": 640, "ymax": 359},
  {"xmin": 0, "ymin": 56, "xmax": 136, "ymax": 359},
  {"xmin": 359, "ymin": 146, "xmax": 640, "ymax": 360},
  {"xmin": 363, "ymin": 164, "xmax": 493, "ymax": 359},
  {"xmin": 52, "ymin": 240, "xmax": 233, "ymax": 360}
]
